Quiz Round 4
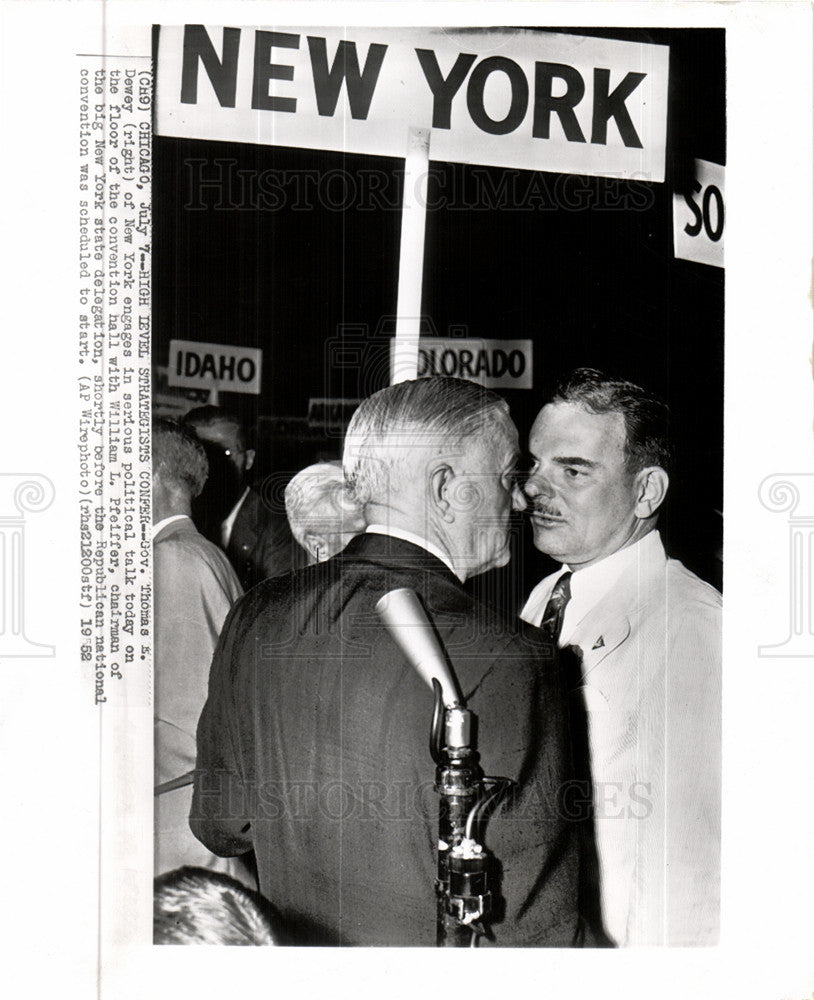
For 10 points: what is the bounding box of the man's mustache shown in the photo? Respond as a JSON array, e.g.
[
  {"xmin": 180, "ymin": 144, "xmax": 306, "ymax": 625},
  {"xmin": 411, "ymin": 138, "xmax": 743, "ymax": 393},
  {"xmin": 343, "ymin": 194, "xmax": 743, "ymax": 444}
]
[{"xmin": 529, "ymin": 503, "xmax": 563, "ymax": 519}]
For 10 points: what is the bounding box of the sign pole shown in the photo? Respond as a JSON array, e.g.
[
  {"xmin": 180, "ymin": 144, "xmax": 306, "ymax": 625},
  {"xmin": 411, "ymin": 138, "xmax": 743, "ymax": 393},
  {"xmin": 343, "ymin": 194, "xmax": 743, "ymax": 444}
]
[
  {"xmin": 391, "ymin": 126, "xmax": 431, "ymax": 384},
  {"xmin": 205, "ymin": 373, "xmax": 220, "ymax": 406}
]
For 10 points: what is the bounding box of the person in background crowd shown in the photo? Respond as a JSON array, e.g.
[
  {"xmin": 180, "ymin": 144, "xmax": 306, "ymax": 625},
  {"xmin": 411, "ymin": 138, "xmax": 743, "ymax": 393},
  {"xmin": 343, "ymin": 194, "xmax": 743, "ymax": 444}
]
[
  {"xmin": 520, "ymin": 368, "xmax": 721, "ymax": 946},
  {"xmin": 191, "ymin": 377, "xmax": 586, "ymax": 947},
  {"xmin": 181, "ymin": 405, "xmax": 305, "ymax": 590},
  {"xmin": 284, "ymin": 460, "xmax": 366, "ymax": 563},
  {"xmin": 154, "ymin": 867, "xmax": 277, "ymax": 946},
  {"xmin": 152, "ymin": 418, "xmax": 244, "ymax": 877}
]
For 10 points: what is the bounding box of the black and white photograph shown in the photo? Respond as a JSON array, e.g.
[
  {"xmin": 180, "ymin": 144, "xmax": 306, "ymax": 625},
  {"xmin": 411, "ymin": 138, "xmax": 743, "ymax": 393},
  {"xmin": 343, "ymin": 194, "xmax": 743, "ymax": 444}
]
[
  {"xmin": 150, "ymin": 23, "xmax": 723, "ymax": 949},
  {"xmin": 0, "ymin": 2, "xmax": 812, "ymax": 999}
]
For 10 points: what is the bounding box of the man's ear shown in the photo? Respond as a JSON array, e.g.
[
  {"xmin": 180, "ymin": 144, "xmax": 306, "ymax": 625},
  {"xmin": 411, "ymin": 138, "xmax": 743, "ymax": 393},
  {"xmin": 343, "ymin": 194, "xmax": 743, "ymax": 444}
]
[
  {"xmin": 244, "ymin": 448, "xmax": 256, "ymax": 472},
  {"xmin": 430, "ymin": 463, "xmax": 456, "ymax": 523},
  {"xmin": 303, "ymin": 531, "xmax": 324, "ymax": 562},
  {"xmin": 634, "ymin": 466, "xmax": 669, "ymax": 519}
]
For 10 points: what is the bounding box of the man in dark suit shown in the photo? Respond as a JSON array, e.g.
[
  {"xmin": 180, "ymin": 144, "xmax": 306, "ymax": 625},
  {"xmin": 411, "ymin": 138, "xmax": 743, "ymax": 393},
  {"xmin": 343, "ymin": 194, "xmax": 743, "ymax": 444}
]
[
  {"xmin": 181, "ymin": 405, "xmax": 305, "ymax": 590},
  {"xmin": 191, "ymin": 377, "xmax": 583, "ymax": 946}
]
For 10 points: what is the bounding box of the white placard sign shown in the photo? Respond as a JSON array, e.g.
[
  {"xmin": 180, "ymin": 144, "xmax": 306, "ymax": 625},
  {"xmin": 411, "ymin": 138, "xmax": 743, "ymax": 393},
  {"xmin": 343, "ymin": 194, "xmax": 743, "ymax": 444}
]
[
  {"xmin": 168, "ymin": 338, "xmax": 262, "ymax": 394},
  {"xmin": 391, "ymin": 337, "xmax": 533, "ymax": 389},
  {"xmin": 673, "ymin": 158, "xmax": 725, "ymax": 268},
  {"xmin": 155, "ymin": 26, "xmax": 670, "ymax": 182}
]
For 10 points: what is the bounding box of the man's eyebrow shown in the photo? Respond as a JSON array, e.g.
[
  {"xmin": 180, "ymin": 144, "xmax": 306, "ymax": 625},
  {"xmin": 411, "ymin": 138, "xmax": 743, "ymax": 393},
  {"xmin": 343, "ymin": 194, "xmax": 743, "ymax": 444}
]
[{"xmin": 553, "ymin": 456, "xmax": 598, "ymax": 469}]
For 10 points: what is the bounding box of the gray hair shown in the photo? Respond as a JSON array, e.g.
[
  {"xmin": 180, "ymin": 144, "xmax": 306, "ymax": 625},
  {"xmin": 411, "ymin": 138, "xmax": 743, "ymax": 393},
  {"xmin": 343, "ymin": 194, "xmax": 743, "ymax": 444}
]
[
  {"xmin": 284, "ymin": 461, "xmax": 360, "ymax": 548},
  {"xmin": 152, "ymin": 417, "xmax": 208, "ymax": 498},
  {"xmin": 343, "ymin": 377, "xmax": 512, "ymax": 508}
]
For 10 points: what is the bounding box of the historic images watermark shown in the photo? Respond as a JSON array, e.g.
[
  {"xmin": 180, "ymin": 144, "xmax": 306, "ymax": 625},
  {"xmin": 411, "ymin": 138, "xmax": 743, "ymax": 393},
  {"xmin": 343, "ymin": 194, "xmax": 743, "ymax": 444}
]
[
  {"xmin": 758, "ymin": 473, "xmax": 814, "ymax": 658},
  {"xmin": 0, "ymin": 474, "xmax": 55, "ymax": 658},
  {"xmin": 183, "ymin": 159, "xmax": 657, "ymax": 215},
  {"xmin": 191, "ymin": 771, "xmax": 653, "ymax": 825}
]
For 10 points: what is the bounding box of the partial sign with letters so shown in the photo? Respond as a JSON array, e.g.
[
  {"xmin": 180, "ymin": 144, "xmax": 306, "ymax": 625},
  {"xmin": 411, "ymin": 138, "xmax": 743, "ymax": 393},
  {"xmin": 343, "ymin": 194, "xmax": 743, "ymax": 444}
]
[
  {"xmin": 673, "ymin": 158, "xmax": 725, "ymax": 268},
  {"xmin": 168, "ymin": 339, "xmax": 263, "ymax": 395},
  {"xmin": 155, "ymin": 26, "xmax": 670, "ymax": 182}
]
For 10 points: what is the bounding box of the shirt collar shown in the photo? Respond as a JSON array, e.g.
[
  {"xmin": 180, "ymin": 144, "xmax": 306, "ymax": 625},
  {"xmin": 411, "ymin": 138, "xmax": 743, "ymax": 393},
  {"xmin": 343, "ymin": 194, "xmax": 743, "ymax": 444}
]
[
  {"xmin": 559, "ymin": 530, "xmax": 663, "ymax": 644},
  {"xmin": 221, "ymin": 486, "xmax": 251, "ymax": 547},
  {"xmin": 365, "ymin": 524, "xmax": 456, "ymax": 576},
  {"xmin": 151, "ymin": 513, "xmax": 190, "ymax": 540}
]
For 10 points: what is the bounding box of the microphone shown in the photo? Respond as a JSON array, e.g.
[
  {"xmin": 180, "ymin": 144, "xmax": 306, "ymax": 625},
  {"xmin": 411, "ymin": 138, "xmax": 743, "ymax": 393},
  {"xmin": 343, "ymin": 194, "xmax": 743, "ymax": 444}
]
[
  {"xmin": 377, "ymin": 587, "xmax": 492, "ymax": 946},
  {"xmin": 375, "ymin": 588, "xmax": 462, "ymax": 708}
]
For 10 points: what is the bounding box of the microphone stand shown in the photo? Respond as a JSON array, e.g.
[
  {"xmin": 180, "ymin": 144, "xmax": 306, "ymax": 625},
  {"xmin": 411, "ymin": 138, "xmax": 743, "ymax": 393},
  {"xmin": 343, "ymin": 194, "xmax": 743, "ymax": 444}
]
[
  {"xmin": 431, "ymin": 679, "xmax": 491, "ymax": 946},
  {"xmin": 376, "ymin": 588, "xmax": 510, "ymax": 947}
]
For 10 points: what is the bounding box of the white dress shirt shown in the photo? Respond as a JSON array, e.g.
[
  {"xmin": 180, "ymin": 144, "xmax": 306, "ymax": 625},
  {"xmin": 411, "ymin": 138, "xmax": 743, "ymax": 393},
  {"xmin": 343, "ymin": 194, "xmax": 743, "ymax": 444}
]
[{"xmin": 521, "ymin": 530, "xmax": 662, "ymax": 643}]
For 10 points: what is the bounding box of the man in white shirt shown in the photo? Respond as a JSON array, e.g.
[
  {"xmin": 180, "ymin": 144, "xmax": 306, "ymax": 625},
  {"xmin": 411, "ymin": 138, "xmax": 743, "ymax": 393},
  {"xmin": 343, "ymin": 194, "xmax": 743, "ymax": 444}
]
[
  {"xmin": 519, "ymin": 368, "xmax": 721, "ymax": 946},
  {"xmin": 152, "ymin": 418, "xmax": 244, "ymax": 876}
]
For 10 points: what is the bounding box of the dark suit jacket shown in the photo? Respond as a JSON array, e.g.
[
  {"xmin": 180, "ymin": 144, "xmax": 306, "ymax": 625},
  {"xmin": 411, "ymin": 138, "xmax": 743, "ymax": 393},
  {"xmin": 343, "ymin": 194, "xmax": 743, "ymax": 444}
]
[
  {"xmin": 226, "ymin": 486, "xmax": 307, "ymax": 591},
  {"xmin": 192, "ymin": 533, "xmax": 582, "ymax": 946}
]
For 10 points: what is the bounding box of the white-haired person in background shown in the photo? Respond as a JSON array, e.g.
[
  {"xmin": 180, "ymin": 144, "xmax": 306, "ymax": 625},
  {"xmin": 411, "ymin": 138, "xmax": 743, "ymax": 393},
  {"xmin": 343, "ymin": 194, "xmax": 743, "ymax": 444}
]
[{"xmin": 284, "ymin": 460, "xmax": 366, "ymax": 563}]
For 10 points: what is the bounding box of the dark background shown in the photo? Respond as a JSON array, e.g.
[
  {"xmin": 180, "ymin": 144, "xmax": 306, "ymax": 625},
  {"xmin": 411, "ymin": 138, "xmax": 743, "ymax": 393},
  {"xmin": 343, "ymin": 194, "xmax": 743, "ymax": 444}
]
[{"xmin": 153, "ymin": 26, "xmax": 725, "ymax": 603}]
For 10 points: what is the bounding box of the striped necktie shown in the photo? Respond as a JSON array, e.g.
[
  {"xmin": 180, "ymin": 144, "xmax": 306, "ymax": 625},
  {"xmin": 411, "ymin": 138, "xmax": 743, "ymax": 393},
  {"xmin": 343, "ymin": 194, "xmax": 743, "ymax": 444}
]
[{"xmin": 540, "ymin": 571, "xmax": 572, "ymax": 644}]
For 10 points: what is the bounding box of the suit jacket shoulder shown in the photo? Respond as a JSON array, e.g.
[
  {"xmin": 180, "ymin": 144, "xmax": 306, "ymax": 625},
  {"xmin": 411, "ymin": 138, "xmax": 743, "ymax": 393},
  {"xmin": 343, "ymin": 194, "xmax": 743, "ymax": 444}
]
[
  {"xmin": 567, "ymin": 541, "xmax": 720, "ymax": 663},
  {"xmin": 664, "ymin": 556, "xmax": 722, "ymax": 613},
  {"xmin": 153, "ymin": 518, "xmax": 242, "ymax": 780},
  {"xmin": 155, "ymin": 518, "xmax": 243, "ymax": 602},
  {"xmin": 249, "ymin": 535, "xmax": 554, "ymax": 688}
]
